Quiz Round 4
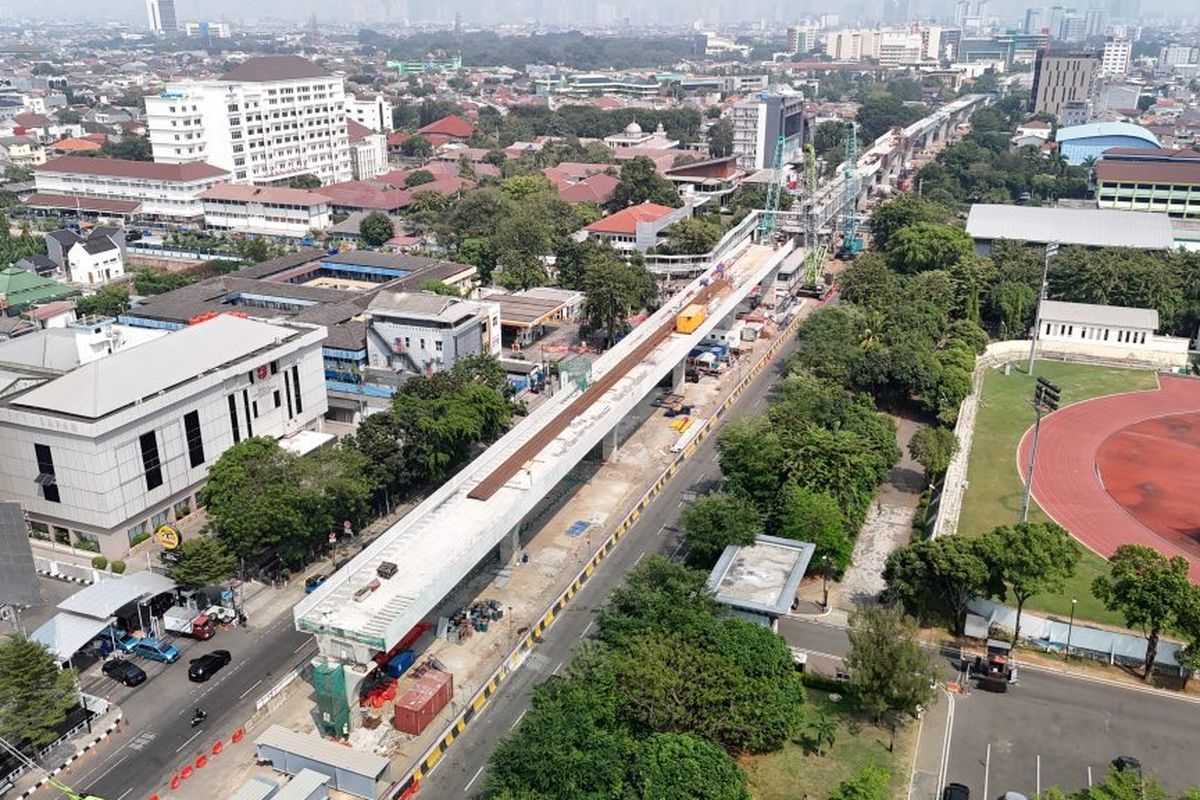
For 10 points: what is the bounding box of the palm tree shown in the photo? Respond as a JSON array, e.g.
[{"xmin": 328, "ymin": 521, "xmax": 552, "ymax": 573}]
[
  {"xmin": 859, "ymin": 310, "xmax": 886, "ymax": 352},
  {"xmin": 1081, "ymin": 155, "xmax": 1098, "ymax": 191},
  {"xmin": 809, "ymin": 710, "xmax": 837, "ymax": 756}
]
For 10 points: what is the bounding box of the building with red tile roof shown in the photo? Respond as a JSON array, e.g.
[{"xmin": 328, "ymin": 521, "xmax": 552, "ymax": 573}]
[
  {"xmin": 579, "ymin": 201, "xmax": 690, "ymax": 251},
  {"xmin": 31, "ymin": 156, "xmax": 230, "ymax": 221},
  {"xmin": 416, "ymin": 115, "xmax": 475, "ymax": 140},
  {"xmin": 200, "ymin": 183, "xmax": 333, "ymax": 237},
  {"xmin": 558, "ymin": 173, "xmax": 620, "ymax": 205}
]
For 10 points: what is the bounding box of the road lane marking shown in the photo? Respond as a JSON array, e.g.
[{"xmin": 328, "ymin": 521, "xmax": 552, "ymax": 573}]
[
  {"xmin": 89, "ymin": 754, "xmax": 128, "ymax": 784},
  {"xmin": 510, "ymin": 710, "xmax": 526, "ymax": 730},
  {"xmin": 238, "ymin": 678, "xmax": 264, "ymax": 700},
  {"xmin": 1037, "ymin": 754, "xmax": 1041, "ymax": 796},
  {"xmin": 464, "ymin": 765, "xmax": 486, "ymax": 791},
  {"xmin": 983, "ymin": 742, "xmax": 991, "ymax": 800},
  {"xmin": 633, "ymin": 550, "xmax": 645, "ymax": 566},
  {"xmin": 580, "ymin": 621, "xmax": 593, "ymax": 639},
  {"xmin": 292, "ymin": 640, "xmax": 311, "ymax": 654},
  {"xmin": 116, "ymin": 788, "xmax": 133, "ymax": 800},
  {"xmin": 175, "ymin": 730, "xmax": 202, "ymax": 753},
  {"xmin": 551, "ymin": 661, "xmax": 563, "ymax": 675}
]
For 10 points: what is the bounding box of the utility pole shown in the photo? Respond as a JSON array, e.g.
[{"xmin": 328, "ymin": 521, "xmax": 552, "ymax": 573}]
[
  {"xmin": 1020, "ymin": 376, "xmax": 1061, "ymax": 522},
  {"xmin": 1027, "ymin": 241, "xmax": 1058, "ymax": 376}
]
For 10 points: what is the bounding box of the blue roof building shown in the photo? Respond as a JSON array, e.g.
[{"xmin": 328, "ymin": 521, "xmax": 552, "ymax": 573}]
[{"xmin": 1056, "ymin": 122, "xmax": 1160, "ymax": 165}]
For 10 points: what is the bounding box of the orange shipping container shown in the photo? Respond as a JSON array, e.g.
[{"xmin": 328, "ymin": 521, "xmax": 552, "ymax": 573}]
[{"xmin": 675, "ymin": 304, "xmax": 707, "ymax": 334}]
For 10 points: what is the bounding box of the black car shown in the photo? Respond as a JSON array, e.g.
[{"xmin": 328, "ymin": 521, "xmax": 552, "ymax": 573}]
[
  {"xmin": 1112, "ymin": 756, "xmax": 1142, "ymax": 776},
  {"xmin": 942, "ymin": 784, "xmax": 969, "ymax": 800},
  {"xmin": 102, "ymin": 657, "xmax": 147, "ymax": 687},
  {"xmin": 187, "ymin": 649, "xmax": 232, "ymax": 682}
]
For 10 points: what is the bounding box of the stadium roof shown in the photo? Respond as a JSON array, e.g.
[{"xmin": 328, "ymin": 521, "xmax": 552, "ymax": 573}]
[
  {"xmin": 1056, "ymin": 122, "xmax": 1160, "ymax": 147},
  {"xmin": 964, "ymin": 204, "xmax": 1174, "ymax": 250}
]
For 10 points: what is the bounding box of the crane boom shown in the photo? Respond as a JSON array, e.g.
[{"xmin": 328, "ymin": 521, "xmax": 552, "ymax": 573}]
[{"xmin": 756, "ymin": 134, "xmax": 788, "ymax": 239}]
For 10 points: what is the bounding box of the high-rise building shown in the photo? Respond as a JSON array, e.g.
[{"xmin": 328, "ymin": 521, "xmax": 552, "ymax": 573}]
[
  {"xmin": 1083, "ymin": 7, "xmax": 1105, "ymax": 37},
  {"xmin": 1100, "ymin": 37, "xmax": 1131, "ymax": 75},
  {"xmin": 1060, "ymin": 14, "xmax": 1087, "ymax": 41},
  {"xmin": 1024, "ymin": 7, "xmax": 1044, "ymax": 33},
  {"xmin": 1046, "ymin": 5, "xmax": 1066, "ymax": 38},
  {"xmin": 347, "ymin": 94, "xmax": 395, "ymax": 133},
  {"xmin": 731, "ymin": 91, "xmax": 805, "ymax": 171},
  {"xmin": 145, "ymin": 0, "xmax": 177, "ymax": 33},
  {"xmin": 1030, "ymin": 50, "xmax": 1099, "ymax": 119},
  {"xmin": 145, "ymin": 55, "xmax": 352, "ymax": 186}
]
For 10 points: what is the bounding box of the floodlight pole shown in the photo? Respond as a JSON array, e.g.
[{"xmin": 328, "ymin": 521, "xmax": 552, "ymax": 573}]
[
  {"xmin": 1019, "ymin": 405, "xmax": 1043, "ymax": 523},
  {"xmin": 1027, "ymin": 241, "xmax": 1057, "ymax": 376}
]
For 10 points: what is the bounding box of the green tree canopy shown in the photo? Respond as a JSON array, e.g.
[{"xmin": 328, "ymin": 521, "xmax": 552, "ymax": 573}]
[
  {"xmin": 580, "ymin": 250, "xmax": 653, "ymax": 344},
  {"xmin": 886, "ymin": 222, "xmax": 974, "ymax": 274},
  {"xmin": 1093, "ymin": 544, "xmax": 1198, "ymax": 680},
  {"xmin": 359, "ymin": 210, "xmax": 396, "ymax": 247},
  {"xmin": 0, "ymin": 634, "xmax": 79, "ymax": 754},
  {"xmin": 706, "ymin": 118, "xmax": 733, "ymax": 158},
  {"xmin": 845, "ymin": 605, "xmax": 937, "ymax": 721},
  {"xmin": 400, "ymin": 134, "xmax": 433, "ymax": 158},
  {"xmin": 907, "ymin": 426, "xmax": 959, "ymax": 481},
  {"xmin": 288, "ymin": 173, "xmax": 322, "ymax": 189},
  {"xmin": 980, "ymin": 522, "xmax": 1080, "ymax": 650},
  {"xmin": 681, "ymin": 492, "xmax": 763, "ymax": 569},
  {"xmin": 630, "ymin": 732, "xmax": 750, "ymax": 800},
  {"xmin": 777, "ymin": 482, "xmax": 851, "ymax": 573},
  {"xmin": 884, "ymin": 536, "xmax": 991, "ymax": 633},
  {"xmin": 404, "ymin": 169, "xmax": 436, "ymax": 188},
  {"xmin": 659, "ymin": 216, "xmax": 723, "ymax": 255},
  {"xmin": 169, "ymin": 535, "xmax": 238, "ymax": 588},
  {"xmin": 613, "ymin": 156, "xmax": 680, "ymax": 208},
  {"xmin": 76, "ymin": 284, "xmax": 130, "ymax": 318},
  {"xmin": 828, "ymin": 762, "xmax": 891, "ymax": 800}
]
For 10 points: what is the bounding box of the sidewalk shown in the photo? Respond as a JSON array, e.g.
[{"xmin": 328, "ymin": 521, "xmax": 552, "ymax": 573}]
[
  {"xmin": 6, "ymin": 704, "xmax": 123, "ymax": 800},
  {"xmin": 837, "ymin": 415, "xmax": 925, "ymax": 608},
  {"xmin": 908, "ymin": 690, "xmax": 952, "ymax": 800}
]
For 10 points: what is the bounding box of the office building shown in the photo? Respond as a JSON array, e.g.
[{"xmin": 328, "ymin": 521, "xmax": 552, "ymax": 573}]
[
  {"xmin": 364, "ymin": 291, "xmax": 501, "ymax": 376},
  {"xmin": 1030, "ymin": 51, "xmax": 1098, "ymax": 119},
  {"xmin": 731, "ymin": 91, "xmax": 806, "ymax": 171},
  {"xmin": 786, "ymin": 26, "xmax": 817, "ymax": 56},
  {"xmin": 1101, "ymin": 38, "xmax": 1131, "ymax": 75},
  {"xmin": 200, "ymin": 184, "xmax": 332, "ymax": 238},
  {"xmin": 347, "ymin": 120, "xmax": 388, "ymax": 181},
  {"xmin": 145, "ymin": 0, "xmax": 177, "ymax": 33},
  {"xmin": 0, "ymin": 315, "xmax": 328, "ymax": 559},
  {"xmin": 347, "ymin": 94, "xmax": 394, "ymax": 133},
  {"xmin": 30, "ymin": 156, "xmax": 230, "ymax": 222},
  {"xmin": 1024, "ymin": 7, "xmax": 1044, "ymax": 33},
  {"xmin": 1158, "ymin": 44, "xmax": 1198, "ymax": 73},
  {"xmin": 145, "ymin": 55, "xmax": 352, "ymax": 186},
  {"xmin": 883, "ymin": 0, "xmax": 910, "ymax": 24}
]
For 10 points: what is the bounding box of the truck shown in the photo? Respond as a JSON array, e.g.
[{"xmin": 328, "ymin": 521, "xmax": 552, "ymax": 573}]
[
  {"xmin": 969, "ymin": 639, "xmax": 1017, "ymax": 692},
  {"xmin": 162, "ymin": 606, "xmax": 216, "ymax": 640}
]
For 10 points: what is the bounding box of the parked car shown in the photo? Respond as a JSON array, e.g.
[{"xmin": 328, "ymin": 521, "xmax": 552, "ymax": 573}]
[
  {"xmin": 101, "ymin": 658, "xmax": 147, "ymax": 687},
  {"xmin": 1112, "ymin": 756, "xmax": 1142, "ymax": 776},
  {"xmin": 188, "ymin": 649, "xmax": 232, "ymax": 682},
  {"xmin": 126, "ymin": 637, "xmax": 180, "ymax": 664},
  {"xmin": 304, "ymin": 574, "xmax": 328, "ymax": 594},
  {"xmin": 942, "ymin": 784, "xmax": 969, "ymax": 800}
]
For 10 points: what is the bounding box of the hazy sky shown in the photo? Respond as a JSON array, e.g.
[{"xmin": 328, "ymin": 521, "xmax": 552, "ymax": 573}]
[{"xmin": 18, "ymin": 0, "xmax": 1185, "ymax": 26}]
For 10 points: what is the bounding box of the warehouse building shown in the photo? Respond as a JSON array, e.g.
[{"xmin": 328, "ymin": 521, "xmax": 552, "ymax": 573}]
[{"xmin": 964, "ymin": 204, "xmax": 1176, "ymax": 253}]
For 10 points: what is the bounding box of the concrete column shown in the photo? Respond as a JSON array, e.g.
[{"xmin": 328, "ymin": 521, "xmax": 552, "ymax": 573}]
[
  {"xmin": 670, "ymin": 359, "xmax": 686, "ymax": 392},
  {"xmin": 599, "ymin": 426, "xmax": 619, "ymax": 462},
  {"xmin": 498, "ymin": 525, "xmax": 520, "ymax": 565}
]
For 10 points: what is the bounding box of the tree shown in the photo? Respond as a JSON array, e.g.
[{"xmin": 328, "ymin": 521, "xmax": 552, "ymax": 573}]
[
  {"xmin": 451, "ymin": 353, "xmax": 510, "ymax": 395},
  {"xmin": 808, "ymin": 709, "xmax": 837, "ymax": 756},
  {"xmin": 1092, "ymin": 544, "xmax": 1198, "ymax": 681},
  {"xmin": 288, "ymin": 173, "xmax": 322, "ymax": 189},
  {"xmin": 868, "ymin": 195, "xmax": 949, "ymax": 253},
  {"xmin": 580, "ymin": 253, "xmax": 653, "ymax": 344},
  {"xmin": 0, "ymin": 634, "xmax": 79, "ymax": 755},
  {"xmin": 660, "ymin": 217, "xmax": 722, "ymax": 255},
  {"xmin": 201, "ymin": 438, "xmax": 311, "ymax": 558},
  {"xmin": 75, "ymin": 284, "xmax": 130, "ymax": 317},
  {"xmin": 716, "ymin": 416, "xmax": 789, "ymax": 511},
  {"xmin": 596, "ymin": 557, "xmax": 723, "ymax": 649},
  {"xmin": 404, "ymin": 169, "xmax": 436, "ymax": 188},
  {"xmin": 419, "ymin": 280, "xmax": 461, "ymax": 297},
  {"xmin": 359, "ymin": 210, "xmax": 395, "ymax": 247},
  {"xmin": 886, "ymin": 222, "xmax": 973, "ymax": 274},
  {"xmin": 884, "ymin": 537, "xmax": 991, "ymax": 633},
  {"xmin": 101, "ymin": 132, "xmax": 152, "ymax": 161},
  {"xmin": 907, "ymin": 426, "xmax": 959, "ymax": 481},
  {"xmin": 400, "ymin": 135, "xmax": 433, "ymax": 158},
  {"xmin": 706, "ymin": 119, "xmax": 733, "ymax": 158},
  {"xmin": 829, "ymin": 763, "xmax": 891, "ymax": 800},
  {"xmin": 980, "ymin": 522, "xmax": 1080, "ymax": 650},
  {"xmin": 630, "ymin": 733, "xmax": 751, "ymax": 800},
  {"xmin": 776, "ymin": 483, "xmax": 852, "ymax": 573},
  {"xmin": 169, "ymin": 535, "xmax": 238, "ymax": 588},
  {"xmin": 813, "ymin": 120, "xmax": 849, "ymax": 157},
  {"xmin": 855, "ymin": 90, "xmax": 922, "ymax": 142},
  {"xmin": 613, "ymin": 156, "xmax": 680, "ymax": 208},
  {"xmin": 844, "ymin": 605, "xmax": 937, "ymax": 721},
  {"xmin": 681, "ymin": 492, "xmax": 763, "ymax": 569}
]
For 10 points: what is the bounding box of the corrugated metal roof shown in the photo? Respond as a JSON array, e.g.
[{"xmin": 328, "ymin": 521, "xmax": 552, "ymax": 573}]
[
  {"xmin": 964, "ymin": 204, "xmax": 1174, "ymax": 250},
  {"xmin": 254, "ymin": 725, "xmax": 389, "ymax": 777},
  {"xmin": 31, "ymin": 612, "xmax": 114, "ymax": 661},
  {"xmin": 58, "ymin": 571, "xmax": 177, "ymax": 619},
  {"xmin": 273, "ymin": 769, "xmax": 328, "ymax": 800},
  {"xmin": 228, "ymin": 776, "xmax": 279, "ymax": 800},
  {"xmin": 12, "ymin": 316, "xmax": 301, "ymax": 419},
  {"xmin": 1039, "ymin": 300, "xmax": 1158, "ymax": 330},
  {"xmin": 1056, "ymin": 121, "xmax": 1160, "ymax": 146}
]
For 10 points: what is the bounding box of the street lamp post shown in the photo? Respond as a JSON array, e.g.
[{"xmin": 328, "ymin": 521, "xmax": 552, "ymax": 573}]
[
  {"xmin": 820, "ymin": 555, "xmax": 829, "ymax": 610},
  {"xmin": 1065, "ymin": 598, "xmax": 1077, "ymax": 661}
]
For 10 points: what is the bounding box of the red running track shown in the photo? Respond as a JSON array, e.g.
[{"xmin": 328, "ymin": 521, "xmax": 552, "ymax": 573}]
[{"xmin": 1018, "ymin": 375, "xmax": 1200, "ymax": 582}]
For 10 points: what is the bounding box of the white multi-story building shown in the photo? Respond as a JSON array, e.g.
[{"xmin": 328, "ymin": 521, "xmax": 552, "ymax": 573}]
[
  {"xmin": 1101, "ymin": 38, "xmax": 1132, "ymax": 76},
  {"xmin": 0, "ymin": 315, "xmax": 328, "ymax": 559},
  {"xmin": 145, "ymin": 55, "xmax": 352, "ymax": 186},
  {"xmin": 200, "ymin": 184, "xmax": 332, "ymax": 238},
  {"xmin": 348, "ymin": 120, "xmax": 388, "ymax": 180},
  {"xmin": 365, "ymin": 291, "xmax": 501, "ymax": 376},
  {"xmin": 347, "ymin": 94, "xmax": 394, "ymax": 133},
  {"xmin": 731, "ymin": 90, "xmax": 806, "ymax": 171},
  {"xmin": 183, "ymin": 21, "xmax": 232, "ymax": 38},
  {"xmin": 32, "ymin": 156, "xmax": 230, "ymax": 221},
  {"xmin": 145, "ymin": 0, "xmax": 176, "ymax": 33},
  {"xmin": 66, "ymin": 236, "xmax": 124, "ymax": 286}
]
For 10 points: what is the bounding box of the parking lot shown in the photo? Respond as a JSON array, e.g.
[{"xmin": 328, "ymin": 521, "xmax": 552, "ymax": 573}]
[{"xmin": 944, "ymin": 667, "xmax": 1200, "ymax": 796}]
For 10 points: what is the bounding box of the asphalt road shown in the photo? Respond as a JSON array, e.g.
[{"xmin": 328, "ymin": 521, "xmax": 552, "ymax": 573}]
[
  {"xmin": 418, "ymin": 326, "xmax": 804, "ymax": 798},
  {"xmin": 57, "ymin": 610, "xmax": 315, "ymax": 800}
]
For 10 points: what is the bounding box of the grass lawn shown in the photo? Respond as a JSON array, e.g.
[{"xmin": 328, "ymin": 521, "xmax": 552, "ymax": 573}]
[
  {"xmin": 957, "ymin": 360, "xmax": 1158, "ymax": 626},
  {"xmin": 741, "ymin": 690, "xmax": 916, "ymax": 800}
]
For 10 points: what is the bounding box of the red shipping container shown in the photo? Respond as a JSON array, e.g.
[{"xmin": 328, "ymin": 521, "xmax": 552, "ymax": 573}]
[{"xmin": 393, "ymin": 670, "xmax": 454, "ymax": 735}]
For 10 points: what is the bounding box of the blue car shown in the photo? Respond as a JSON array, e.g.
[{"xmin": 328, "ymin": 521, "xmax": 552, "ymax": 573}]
[
  {"xmin": 122, "ymin": 637, "xmax": 180, "ymax": 664},
  {"xmin": 304, "ymin": 574, "xmax": 328, "ymax": 594}
]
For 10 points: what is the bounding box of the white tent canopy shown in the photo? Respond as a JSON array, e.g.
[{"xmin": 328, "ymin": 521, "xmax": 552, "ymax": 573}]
[
  {"xmin": 57, "ymin": 571, "xmax": 176, "ymax": 620},
  {"xmin": 31, "ymin": 612, "xmax": 112, "ymax": 663}
]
